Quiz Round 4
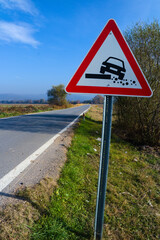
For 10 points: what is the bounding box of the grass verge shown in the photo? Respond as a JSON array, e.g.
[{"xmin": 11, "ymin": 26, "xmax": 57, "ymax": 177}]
[
  {"xmin": 31, "ymin": 106, "xmax": 160, "ymax": 240},
  {"xmin": 31, "ymin": 115, "xmax": 101, "ymax": 240}
]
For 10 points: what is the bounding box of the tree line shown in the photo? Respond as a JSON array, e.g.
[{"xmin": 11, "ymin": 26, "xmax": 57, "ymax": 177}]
[{"xmin": 0, "ymin": 99, "xmax": 47, "ymax": 104}]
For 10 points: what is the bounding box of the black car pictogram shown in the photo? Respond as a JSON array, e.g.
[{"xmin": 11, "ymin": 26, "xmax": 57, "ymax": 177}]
[{"xmin": 100, "ymin": 57, "xmax": 126, "ymax": 80}]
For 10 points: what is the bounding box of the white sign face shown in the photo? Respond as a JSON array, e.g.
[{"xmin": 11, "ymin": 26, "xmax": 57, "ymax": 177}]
[{"xmin": 77, "ymin": 31, "xmax": 141, "ymax": 89}]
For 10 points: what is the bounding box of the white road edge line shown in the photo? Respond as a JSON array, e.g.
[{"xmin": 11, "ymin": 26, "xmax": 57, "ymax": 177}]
[{"xmin": 0, "ymin": 106, "xmax": 90, "ymax": 191}]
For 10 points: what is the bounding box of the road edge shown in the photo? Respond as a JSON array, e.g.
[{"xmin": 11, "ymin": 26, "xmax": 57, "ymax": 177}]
[{"xmin": 0, "ymin": 106, "xmax": 90, "ymax": 191}]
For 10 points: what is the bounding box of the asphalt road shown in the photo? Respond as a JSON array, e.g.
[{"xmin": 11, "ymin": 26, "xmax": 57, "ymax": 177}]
[{"xmin": 0, "ymin": 105, "xmax": 90, "ymax": 182}]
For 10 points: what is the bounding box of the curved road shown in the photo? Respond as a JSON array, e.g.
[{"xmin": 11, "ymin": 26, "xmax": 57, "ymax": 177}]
[{"xmin": 0, "ymin": 105, "xmax": 90, "ymax": 190}]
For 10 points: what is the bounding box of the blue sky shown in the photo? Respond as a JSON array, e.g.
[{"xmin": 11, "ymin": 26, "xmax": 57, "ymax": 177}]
[{"xmin": 0, "ymin": 0, "xmax": 159, "ymax": 97}]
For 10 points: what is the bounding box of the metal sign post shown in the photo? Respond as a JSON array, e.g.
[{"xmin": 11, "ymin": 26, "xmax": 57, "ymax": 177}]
[{"xmin": 94, "ymin": 95, "xmax": 113, "ymax": 240}]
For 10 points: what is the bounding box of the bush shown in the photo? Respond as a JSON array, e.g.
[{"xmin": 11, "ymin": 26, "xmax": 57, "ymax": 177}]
[{"xmin": 115, "ymin": 20, "xmax": 160, "ymax": 146}]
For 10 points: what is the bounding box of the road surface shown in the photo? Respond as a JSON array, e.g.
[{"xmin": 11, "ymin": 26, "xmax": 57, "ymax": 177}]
[{"xmin": 0, "ymin": 105, "xmax": 90, "ymax": 190}]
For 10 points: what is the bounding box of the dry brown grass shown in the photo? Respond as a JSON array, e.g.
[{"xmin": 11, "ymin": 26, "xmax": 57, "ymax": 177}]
[
  {"xmin": 87, "ymin": 104, "xmax": 103, "ymax": 122},
  {"xmin": 0, "ymin": 177, "xmax": 57, "ymax": 240},
  {"xmin": 0, "ymin": 103, "xmax": 77, "ymax": 118}
]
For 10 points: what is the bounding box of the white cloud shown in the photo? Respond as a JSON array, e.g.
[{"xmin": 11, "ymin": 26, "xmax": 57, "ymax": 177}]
[
  {"xmin": 0, "ymin": 21, "xmax": 40, "ymax": 47},
  {"xmin": 0, "ymin": 0, "xmax": 38, "ymax": 15}
]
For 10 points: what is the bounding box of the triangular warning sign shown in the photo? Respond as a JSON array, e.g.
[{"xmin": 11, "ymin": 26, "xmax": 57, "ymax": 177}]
[{"xmin": 66, "ymin": 19, "xmax": 152, "ymax": 97}]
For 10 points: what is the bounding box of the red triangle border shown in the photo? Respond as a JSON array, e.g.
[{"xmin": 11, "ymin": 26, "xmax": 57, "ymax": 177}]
[{"xmin": 66, "ymin": 19, "xmax": 152, "ymax": 97}]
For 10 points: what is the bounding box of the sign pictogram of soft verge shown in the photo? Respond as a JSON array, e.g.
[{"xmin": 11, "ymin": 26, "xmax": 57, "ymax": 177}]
[{"xmin": 66, "ymin": 19, "xmax": 152, "ymax": 97}]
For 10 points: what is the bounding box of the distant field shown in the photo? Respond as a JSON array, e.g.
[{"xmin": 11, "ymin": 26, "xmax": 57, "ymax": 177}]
[{"xmin": 0, "ymin": 104, "xmax": 73, "ymax": 118}]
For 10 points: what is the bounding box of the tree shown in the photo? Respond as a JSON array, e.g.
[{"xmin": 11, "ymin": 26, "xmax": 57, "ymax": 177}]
[
  {"xmin": 92, "ymin": 95, "xmax": 104, "ymax": 104},
  {"xmin": 47, "ymin": 84, "xmax": 68, "ymax": 106},
  {"xmin": 115, "ymin": 20, "xmax": 160, "ymax": 145}
]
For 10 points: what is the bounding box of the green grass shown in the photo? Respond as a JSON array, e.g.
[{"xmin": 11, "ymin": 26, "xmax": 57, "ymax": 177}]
[
  {"xmin": 104, "ymin": 135, "xmax": 160, "ymax": 239},
  {"xmin": 31, "ymin": 108, "xmax": 160, "ymax": 240},
  {"xmin": 31, "ymin": 117, "xmax": 101, "ymax": 240}
]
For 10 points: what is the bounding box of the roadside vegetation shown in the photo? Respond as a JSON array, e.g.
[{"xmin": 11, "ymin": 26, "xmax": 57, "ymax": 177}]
[
  {"xmin": 1, "ymin": 105, "xmax": 159, "ymax": 240},
  {"xmin": 30, "ymin": 105, "xmax": 159, "ymax": 240},
  {"xmin": 115, "ymin": 20, "xmax": 160, "ymax": 146}
]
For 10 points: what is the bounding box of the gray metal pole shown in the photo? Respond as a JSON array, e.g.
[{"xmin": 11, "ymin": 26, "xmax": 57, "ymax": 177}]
[{"xmin": 94, "ymin": 95, "xmax": 113, "ymax": 240}]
